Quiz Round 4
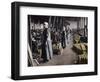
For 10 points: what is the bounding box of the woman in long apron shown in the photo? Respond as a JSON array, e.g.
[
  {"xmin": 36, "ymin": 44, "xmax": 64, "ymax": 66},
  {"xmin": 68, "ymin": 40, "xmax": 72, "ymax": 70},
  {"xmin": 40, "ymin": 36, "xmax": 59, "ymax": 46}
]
[
  {"xmin": 61, "ymin": 26, "xmax": 67, "ymax": 48},
  {"xmin": 41, "ymin": 22, "xmax": 53, "ymax": 62}
]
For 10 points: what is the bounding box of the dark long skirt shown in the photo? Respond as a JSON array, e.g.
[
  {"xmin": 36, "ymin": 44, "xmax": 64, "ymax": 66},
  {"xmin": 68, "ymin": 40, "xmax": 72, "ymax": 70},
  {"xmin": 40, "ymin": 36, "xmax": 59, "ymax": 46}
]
[{"xmin": 41, "ymin": 43, "xmax": 48, "ymax": 62}]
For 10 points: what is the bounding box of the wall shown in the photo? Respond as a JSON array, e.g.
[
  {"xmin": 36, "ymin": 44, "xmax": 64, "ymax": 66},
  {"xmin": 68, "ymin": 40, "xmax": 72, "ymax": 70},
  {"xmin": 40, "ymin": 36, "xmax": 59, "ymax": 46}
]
[
  {"xmin": 0, "ymin": 0, "xmax": 99, "ymax": 82},
  {"xmin": 68, "ymin": 21, "xmax": 77, "ymax": 29}
]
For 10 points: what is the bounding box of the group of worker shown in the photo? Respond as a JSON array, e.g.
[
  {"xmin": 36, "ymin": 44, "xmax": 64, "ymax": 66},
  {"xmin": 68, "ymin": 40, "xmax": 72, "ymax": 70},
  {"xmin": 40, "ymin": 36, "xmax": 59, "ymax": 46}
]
[{"xmin": 31, "ymin": 22, "xmax": 72, "ymax": 63}]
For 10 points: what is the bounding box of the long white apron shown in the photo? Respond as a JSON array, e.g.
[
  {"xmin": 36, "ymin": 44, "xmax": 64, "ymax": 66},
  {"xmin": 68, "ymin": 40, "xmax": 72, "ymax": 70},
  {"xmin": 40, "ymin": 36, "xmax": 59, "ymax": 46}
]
[{"xmin": 46, "ymin": 31, "xmax": 53, "ymax": 60}]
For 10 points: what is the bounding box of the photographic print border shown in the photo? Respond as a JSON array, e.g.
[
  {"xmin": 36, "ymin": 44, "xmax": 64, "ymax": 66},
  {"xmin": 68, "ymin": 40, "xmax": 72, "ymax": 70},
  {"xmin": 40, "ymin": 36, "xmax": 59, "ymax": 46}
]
[{"xmin": 11, "ymin": 1, "xmax": 98, "ymax": 80}]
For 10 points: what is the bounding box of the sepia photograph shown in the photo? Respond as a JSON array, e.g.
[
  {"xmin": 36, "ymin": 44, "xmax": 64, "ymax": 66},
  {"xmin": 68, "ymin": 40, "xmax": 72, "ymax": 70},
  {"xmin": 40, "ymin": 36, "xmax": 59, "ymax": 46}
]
[{"xmin": 27, "ymin": 15, "xmax": 88, "ymax": 66}]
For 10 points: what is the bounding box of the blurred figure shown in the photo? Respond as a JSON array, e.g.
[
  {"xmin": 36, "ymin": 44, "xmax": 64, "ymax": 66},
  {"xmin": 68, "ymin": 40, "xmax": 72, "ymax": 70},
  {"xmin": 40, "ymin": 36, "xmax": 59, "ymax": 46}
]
[
  {"xmin": 61, "ymin": 26, "xmax": 67, "ymax": 48},
  {"xmin": 67, "ymin": 26, "xmax": 72, "ymax": 44}
]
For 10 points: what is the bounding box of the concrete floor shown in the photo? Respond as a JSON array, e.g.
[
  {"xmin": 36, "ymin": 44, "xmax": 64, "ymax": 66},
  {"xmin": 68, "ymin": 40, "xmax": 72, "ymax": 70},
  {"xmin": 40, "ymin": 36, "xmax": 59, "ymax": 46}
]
[{"xmin": 39, "ymin": 47, "xmax": 78, "ymax": 66}]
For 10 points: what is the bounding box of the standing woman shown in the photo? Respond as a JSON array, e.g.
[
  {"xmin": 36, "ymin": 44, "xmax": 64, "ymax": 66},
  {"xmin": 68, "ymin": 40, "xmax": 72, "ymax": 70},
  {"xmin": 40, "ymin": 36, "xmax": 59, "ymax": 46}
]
[
  {"xmin": 61, "ymin": 26, "xmax": 67, "ymax": 48},
  {"xmin": 41, "ymin": 22, "xmax": 53, "ymax": 62}
]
